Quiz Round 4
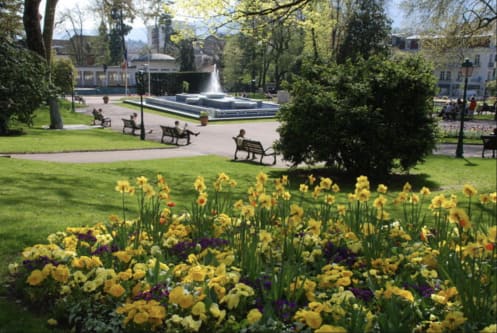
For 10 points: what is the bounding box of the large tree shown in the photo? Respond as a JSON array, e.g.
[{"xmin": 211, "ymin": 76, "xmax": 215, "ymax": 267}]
[
  {"xmin": 401, "ymin": 0, "xmax": 496, "ymax": 33},
  {"xmin": 276, "ymin": 55, "xmax": 438, "ymax": 177},
  {"xmin": 23, "ymin": 0, "xmax": 63, "ymax": 129}
]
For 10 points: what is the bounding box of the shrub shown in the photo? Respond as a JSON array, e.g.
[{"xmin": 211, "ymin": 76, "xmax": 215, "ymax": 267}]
[
  {"xmin": 276, "ymin": 55, "xmax": 438, "ymax": 177},
  {"xmin": 0, "ymin": 37, "xmax": 50, "ymax": 135}
]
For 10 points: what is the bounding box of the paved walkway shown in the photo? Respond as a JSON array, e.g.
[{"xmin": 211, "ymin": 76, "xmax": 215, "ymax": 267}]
[{"xmin": 3, "ymin": 96, "xmax": 496, "ymax": 165}]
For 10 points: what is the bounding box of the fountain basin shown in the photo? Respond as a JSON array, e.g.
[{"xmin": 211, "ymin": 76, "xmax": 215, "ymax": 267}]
[{"xmin": 144, "ymin": 94, "xmax": 279, "ymax": 120}]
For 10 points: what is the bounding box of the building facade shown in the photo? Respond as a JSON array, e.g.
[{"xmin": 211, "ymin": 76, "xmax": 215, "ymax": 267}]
[{"xmin": 392, "ymin": 33, "xmax": 496, "ymax": 98}]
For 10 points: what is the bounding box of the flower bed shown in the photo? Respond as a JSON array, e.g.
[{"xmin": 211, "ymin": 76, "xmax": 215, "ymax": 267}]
[
  {"xmin": 437, "ymin": 123, "xmax": 495, "ymax": 140},
  {"xmin": 7, "ymin": 173, "xmax": 497, "ymax": 332}
]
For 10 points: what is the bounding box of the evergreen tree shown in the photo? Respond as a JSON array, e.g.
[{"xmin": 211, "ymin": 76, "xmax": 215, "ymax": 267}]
[{"xmin": 336, "ymin": 0, "xmax": 392, "ymax": 64}]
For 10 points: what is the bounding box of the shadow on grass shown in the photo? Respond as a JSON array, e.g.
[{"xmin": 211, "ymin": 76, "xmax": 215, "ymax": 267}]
[{"xmin": 268, "ymin": 167, "xmax": 440, "ymax": 192}]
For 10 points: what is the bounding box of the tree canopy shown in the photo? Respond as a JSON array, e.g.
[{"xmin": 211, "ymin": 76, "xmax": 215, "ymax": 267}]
[{"xmin": 276, "ymin": 55, "xmax": 438, "ymax": 177}]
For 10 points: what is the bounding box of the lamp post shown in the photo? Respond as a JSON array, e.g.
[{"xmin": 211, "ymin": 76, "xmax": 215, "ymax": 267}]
[
  {"xmin": 69, "ymin": 71, "xmax": 75, "ymax": 113},
  {"xmin": 455, "ymin": 59, "xmax": 474, "ymax": 158},
  {"xmin": 135, "ymin": 70, "xmax": 146, "ymax": 140}
]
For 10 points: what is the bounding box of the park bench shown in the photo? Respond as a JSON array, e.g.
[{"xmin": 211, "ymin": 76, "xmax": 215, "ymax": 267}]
[
  {"xmin": 122, "ymin": 118, "xmax": 140, "ymax": 135},
  {"xmin": 92, "ymin": 111, "xmax": 111, "ymax": 127},
  {"xmin": 233, "ymin": 137, "xmax": 278, "ymax": 165},
  {"xmin": 481, "ymin": 135, "xmax": 497, "ymax": 158},
  {"xmin": 160, "ymin": 125, "xmax": 190, "ymax": 145}
]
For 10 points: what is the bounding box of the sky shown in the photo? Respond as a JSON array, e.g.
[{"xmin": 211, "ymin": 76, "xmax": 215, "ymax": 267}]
[{"xmin": 41, "ymin": 0, "xmax": 405, "ymax": 42}]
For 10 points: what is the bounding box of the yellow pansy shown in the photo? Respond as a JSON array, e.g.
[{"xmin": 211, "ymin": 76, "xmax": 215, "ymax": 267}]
[
  {"xmin": 27, "ymin": 269, "xmax": 45, "ymax": 286},
  {"xmin": 247, "ymin": 308, "xmax": 263, "ymax": 324}
]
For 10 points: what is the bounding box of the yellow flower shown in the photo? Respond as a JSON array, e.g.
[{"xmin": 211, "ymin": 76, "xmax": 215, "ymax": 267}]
[
  {"xmin": 303, "ymin": 310, "xmax": 322, "ymax": 329},
  {"xmin": 142, "ymin": 183, "xmax": 156, "ymax": 198},
  {"xmin": 259, "ymin": 230, "xmax": 273, "ymax": 244},
  {"xmin": 376, "ymin": 210, "xmax": 390, "ymax": 221},
  {"xmin": 256, "ymin": 171, "xmax": 268, "ymax": 185},
  {"xmin": 332, "ymin": 184, "xmax": 340, "ymax": 192},
  {"xmin": 113, "ymin": 251, "xmax": 132, "ymax": 263},
  {"xmin": 441, "ymin": 311, "xmax": 467, "ymax": 331},
  {"xmin": 361, "ymin": 223, "xmax": 376, "ymax": 236},
  {"xmin": 312, "ymin": 186, "xmax": 321, "ymax": 199},
  {"xmin": 479, "ymin": 194, "xmax": 490, "ymax": 204},
  {"xmin": 300, "ymin": 184, "xmax": 309, "ymax": 193},
  {"xmin": 133, "ymin": 311, "xmax": 149, "ymax": 325},
  {"xmin": 448, "ymin": 207, "xmax": 471, "ymax": 229},
  {"xmin": 290, "ymin": 204, "xmax": 305, "ymax": 218},
  {"xmin": 308, "ymin": 174, "xmax": 316, "ymax": 185},
  {"xmin": 197, "ymin": 192, "xmax": 208, "ymax": 207},
  {"xmin": 402, "ymin": 182, "xmax": 412, "ymax": 192},
  {"xmin": 377, "ymin": 184, "xmax": 388, "ymax": 193},
  {"xmin": 357, "ymin": 189, "xmax": 371, "ymax": 202},
  {"xmin": 169, "ymin": 286, "xmax": 195, "ymax": 309},
  {"xmin": 194, "ymin": 176, "xmax": 206, "ymax": 192},
  {"xmin": 115, "ymin": 180, "xmax": 131, "ymax": 193},
  {"xmin": 191, "ymin": 301, "xmax": 207, "ymax": 320},
  {"xmin": 188, "ymin": 265, "xmax": 208, "ymax": 282},
  {"xmin": 51, "ymin": 264, "xmax": 70, "ymax": 283},
  {"xmin": 315, "ymin": 324, "xmax": 347, "ymax": 333},
  {"xmin": 107, "ymin": 283, "xmax": 126, "ymax": 298},
  {"xmin": 136, "ymin": 176, "xmax": 148, "ymax": 187},
  {"xmin": 183, "ymin": 315, "xmax": 202, "ymax": 331},
  {"xmin": 420, "ymin": 186, "xmax": 431, "ymax": 196},
  {"xmin": 324, "ymin": 194, "xmax": 335, "ymax": 205},
  {"xmin": 47, "ymin": 318, "xmax": 58, "ymax": 326},
  {"xmin": 319, "ymin": 177, "xmax": 332, "ymax": 190},
  {"xmin": 373, "ymin": 195, "xmax": 387, "ymax": 208},
  {"xmin": 462, "ymin": 184, "xmax": 477, "ymax": 197},
  {"xmin": 258, "ymin": 193, "xmax": 272, "ymax": 209},
  {"xmin": 27, "ymin": 269, "xmax": 45, "ymax": 286},
  {"xmin": 247, "ymin": 308, "xmax": 263, "ymax": 324}
]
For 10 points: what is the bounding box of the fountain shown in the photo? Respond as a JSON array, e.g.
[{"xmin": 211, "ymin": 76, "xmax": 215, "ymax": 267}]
[{"xmin": 142, "ymin": 65, "xmax": 279, "ymax": 120}]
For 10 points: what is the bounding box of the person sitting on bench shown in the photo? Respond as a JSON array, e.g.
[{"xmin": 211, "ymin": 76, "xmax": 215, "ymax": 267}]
[
  {"xmin": 174, "ymin": 120, "xmax": 199, "ymax": 144},
  {"xmin": 92, "ymin": 108, "xmax": 106, "ymax": 125},
  {"xmin": 235, "ymin": 128, "xmax": 255, "ymax": 159}
]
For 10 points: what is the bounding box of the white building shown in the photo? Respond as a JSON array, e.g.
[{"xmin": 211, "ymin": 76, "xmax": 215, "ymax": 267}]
[{"xmin": 392, "ymin": 33, "xmax": 496, "ymax": 98}]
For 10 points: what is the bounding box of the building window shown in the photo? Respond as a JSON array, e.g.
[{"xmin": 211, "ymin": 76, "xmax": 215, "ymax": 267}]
[
  {"xmin": 446, "ymin": 71, "xmax": 451, "ymax": 80},
  {"xmin": 439, "ymin": 71, "xmax": 445, "ymax": 80},
  {"xmin": 457, "ymin": 71, "xmax": 462, "ymax": 81},
  {"xmin": 474, "ymin": 54, "xmax": 480, "ymax": 66}
]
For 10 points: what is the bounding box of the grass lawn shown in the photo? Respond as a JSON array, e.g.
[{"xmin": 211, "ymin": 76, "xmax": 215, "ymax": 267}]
[{"xmin": 0, "ymin": 99, "xmax": 495, "ymax": 332}]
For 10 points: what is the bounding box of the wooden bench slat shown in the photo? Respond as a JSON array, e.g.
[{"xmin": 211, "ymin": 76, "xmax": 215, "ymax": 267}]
[
  {"xmin": 122, "ymin": 118, "xmax": 139, "ymax": 135},
  {"xmin": 160, "ymin": 125, "xmax": 189, "ymax": 145},
  {"xmin": 481, "ymin": 135, "xmax": 497, "ymax": 158},
  {"xmin": 233, "ymin": 137, "xmax": 277, "ymax": 165}
]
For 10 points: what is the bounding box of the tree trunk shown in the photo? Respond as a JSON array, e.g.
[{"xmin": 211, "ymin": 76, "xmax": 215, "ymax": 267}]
[
  {"xmin": 47, "ymin": 95, "xmax": 62, "ymax": 129},
  {"xmin": 44, "ymin": 0, "xmax": 63, "ymax": 129},
  {"xmin": 43, "ymin": 0, "xmax": 58, "ymax": 65},
  {"xmin": 23, "ymin": 0, "xmax": 45, "ymax": 58},
  {"xmin": 23, "ymin": 0, "xmax": 63, "ymax": 129}
]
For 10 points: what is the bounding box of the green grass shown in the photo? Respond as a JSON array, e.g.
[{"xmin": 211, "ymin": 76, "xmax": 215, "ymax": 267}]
[{"xmin": 0, "ymin": 100, "xmax": 165, "ymax": 154}]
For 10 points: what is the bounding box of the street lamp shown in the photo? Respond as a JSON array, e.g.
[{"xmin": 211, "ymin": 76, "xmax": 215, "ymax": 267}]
[
  {"xmin": 135, "ymin": 70, "xmax": 146, "ymax": 140},
  {"xmin": 69, "ymin": 71, "xmax": 75, "ymax": 112},
  {"xmin": 455, "ymin": 59, "xmax": 474, "ymax": 158}
]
